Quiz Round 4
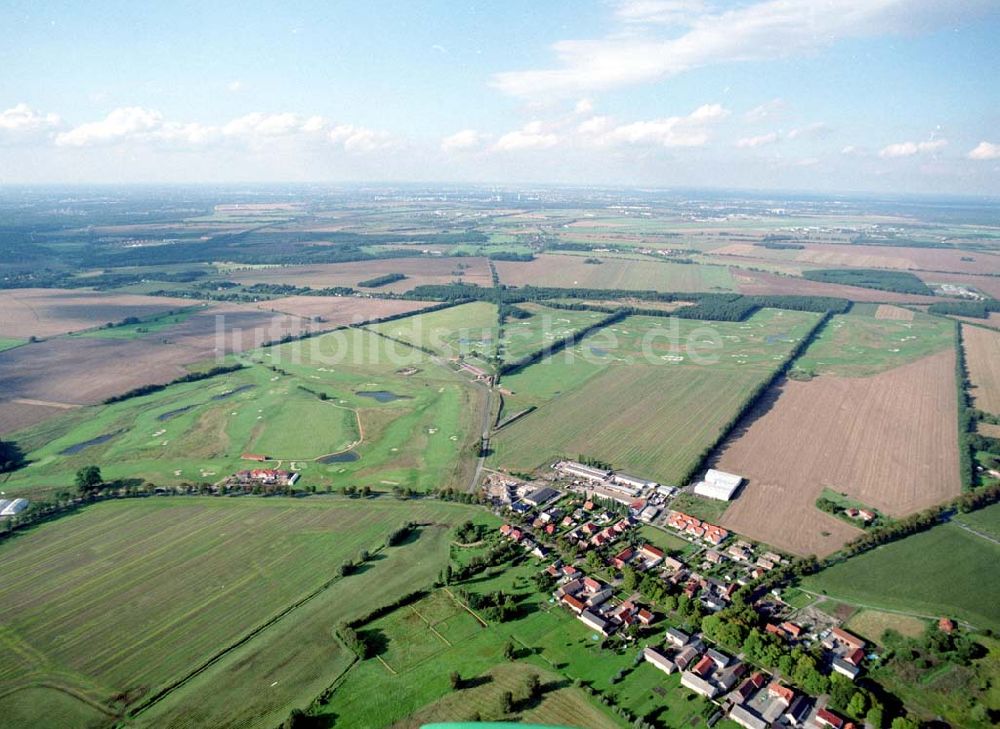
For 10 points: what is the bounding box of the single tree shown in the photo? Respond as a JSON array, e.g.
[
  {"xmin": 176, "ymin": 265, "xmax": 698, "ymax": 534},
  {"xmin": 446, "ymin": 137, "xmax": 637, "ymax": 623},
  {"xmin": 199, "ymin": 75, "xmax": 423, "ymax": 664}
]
[
  {"xmin": 526, "ymin": 673, "xmax": 541, "ymax": 701},
  {"xmin": 500, "ymin": 690, "xmax": 514, "ymax": 715},
  {"xmin": 502, "ymin": 640, "xmax": 516, "ymax": 661},
  {"xmin": 75, "ymin": 465, "xmax": 103, "ymax": 494},
  {"xmin": 449, "ymin": 670, "xmax": 462, "ymax": 690}
]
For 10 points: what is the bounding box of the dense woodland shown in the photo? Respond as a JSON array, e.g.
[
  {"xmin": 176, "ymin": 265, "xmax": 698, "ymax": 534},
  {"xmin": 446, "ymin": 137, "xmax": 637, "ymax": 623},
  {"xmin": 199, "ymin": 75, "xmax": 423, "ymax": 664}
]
[{"xmin": 802, "ymin": 268, "xmax": 932, "ymax": 295}]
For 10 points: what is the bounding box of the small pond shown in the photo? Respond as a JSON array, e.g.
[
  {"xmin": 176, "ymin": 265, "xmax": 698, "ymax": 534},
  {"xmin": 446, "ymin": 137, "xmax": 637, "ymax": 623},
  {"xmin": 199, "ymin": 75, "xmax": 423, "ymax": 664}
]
[{"xmin": 356, "ymin": 390, "xmax": 410, "ymax": 403}]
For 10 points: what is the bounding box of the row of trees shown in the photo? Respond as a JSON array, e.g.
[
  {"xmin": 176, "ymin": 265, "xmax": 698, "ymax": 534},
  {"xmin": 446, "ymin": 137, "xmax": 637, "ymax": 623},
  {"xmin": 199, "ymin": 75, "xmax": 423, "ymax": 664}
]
[
  {"xmin": 103, "ymin": 363, "xmax": 245, "ymax": 404},
  {"xmin": 928, "ymin": 299, "xmax": 1000, "ymax": 318}
]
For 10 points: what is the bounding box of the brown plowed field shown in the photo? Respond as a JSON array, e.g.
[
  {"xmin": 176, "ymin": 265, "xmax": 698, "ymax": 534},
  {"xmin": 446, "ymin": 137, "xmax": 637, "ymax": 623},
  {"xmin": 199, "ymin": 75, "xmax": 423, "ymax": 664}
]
[
  {"xmin": 717, "ymin": 350, "xmax": 960, "ymax": 557},
  {"xmin": 962, "ymin": 324, "xmax": 1000, "ymax": 414},
  {"xmin": 0, "ymin": 289, "xmax": 194, "ymax": 339},
  {"xmin": 952, "ymin": 312, "xmax": 1000, "ymax": 330},
  {"xmin": 226, "ymin": 257, "xmax": 491, "ymax": 293},
  {"xmin": 256, "ymin": 296, "xmax": 433, "ymax": 323},
  {"xmin": 732, "ymin": 269, "xmax": 940, "ymax": 303},
  {"xmin": 874, "ymin": 304, "xmax": 914, "ymax": 321},
  {"xmin": 711, "ymin": 242, "xmax": 1000, "ymax": 275},
  {"xmin": 0, "ymin": 305, "xmax": 323, "ymax": 432}
]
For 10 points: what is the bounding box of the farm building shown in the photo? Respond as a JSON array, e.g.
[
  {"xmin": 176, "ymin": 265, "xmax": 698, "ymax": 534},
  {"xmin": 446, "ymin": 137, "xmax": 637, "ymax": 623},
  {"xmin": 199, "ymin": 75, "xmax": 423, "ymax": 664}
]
[
  {"xmin": 612, "ymin": 472, "xmax": 658, "ymax": 490},
  {"xmin": 233, "ymin": 469, "xmax": 298, "ymax": 486},
  {"xmin": 0, "ymin": 498, "xmax": 28, "ymax": 517},
  {"xmin": 556, "ymin": 460, "xmax": 611, "ymax": 482},
  {"xmin": 693, "ymin": 469, "xmax": 743, "ymax": 500},
  {"xmin": 524, "ymin": 486, "xmax": 560, "ymax": 506}
]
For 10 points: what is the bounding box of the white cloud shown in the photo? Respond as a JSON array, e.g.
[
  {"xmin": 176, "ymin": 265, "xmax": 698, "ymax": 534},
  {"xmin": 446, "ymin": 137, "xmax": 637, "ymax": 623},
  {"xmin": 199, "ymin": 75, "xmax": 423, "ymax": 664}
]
[
  {"xmin": 55, "ymin": 107, "xmax": 162, "ymax": 147},
  {"xmin": 787, "ymin": 122, "xmax": 830, "ymax": 139},
  {"xmin": 328, "ymin": 124, "xmax": 395, "ymax": 152},
  {"xmin": 51, "ymin": 107, "xmax": 393, "ymax": 153},
  {"xmin": 967, "ymin": 141, "xmax": 1000, "ymax": 160},
  {"xmin": 222, "ymin": 112, "xmax": 312, "ymax": 138},
  {"xmin": 577, "ymin": 115, "xmax": 615, "ymax": 136},
  {"xmin": 227, "ymin": 80, "xmax": 244, "ymax": 93},
  {"xmin": 614, "ymin": 0, "xmax": 706, "ymax": 26},
  {"xmin": 841, "ymin": 145, "xmax": 864, "ymax": 156},
  {"xmin": 580, "ymin": 103, "xmax": 728, "ymax": 148},
  {"xmin": 736, "ymin": 132, "xmax": 779, "ymax": 148},
  {"xmin": 574, "ymin": 98, "xmax": 594, "ymax": 115},
  {"xmin": 744, "ymin": 98, "xmax": 786, "ymax": 122},
  {"xmin": 494, "ymin": 121, "xmax": 560, "ymax": 151},
  {"xmin": 0, "ymin": 103, "xmax": 61, "ymax": 135},
  {"xmin": 441, "ymin": 129, "xmax": 488, "ymax": 152},
  {"xmin": 878, "ymin": 139, "xmax": 948, "ymax": 158},
  {"xmin": 493, "ymin": 0, "xmax": 993, "ymax": 96},
  {"xmin": 152, "ymin": 121, "xmax": 220, "ymax": 147}
]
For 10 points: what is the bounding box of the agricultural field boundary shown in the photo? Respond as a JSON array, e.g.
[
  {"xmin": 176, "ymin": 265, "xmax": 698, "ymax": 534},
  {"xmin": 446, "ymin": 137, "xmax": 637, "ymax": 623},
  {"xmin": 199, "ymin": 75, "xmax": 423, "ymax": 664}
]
[
  {"xmin": 129, "ymin": 542, "xmax": 392, "ymax": 718},
  {"xmin": 687, "ymin": 311, "xmax": 833, "ymax": 484}
]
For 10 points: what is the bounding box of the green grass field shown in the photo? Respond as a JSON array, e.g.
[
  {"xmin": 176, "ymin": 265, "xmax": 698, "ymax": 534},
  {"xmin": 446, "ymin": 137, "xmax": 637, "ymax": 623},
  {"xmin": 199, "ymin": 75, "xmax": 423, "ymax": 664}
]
[
  {"xmin": 369, "ymin": 301, "xmax": 498, "ymax": 364},
  {"xmin": 73, "ymin": 307, "xmax": 201, "ymax": 340},
  {"xmin": 5, "ymin": 328, "xmax": 483, "ymax": 497},
  {"xmin": 496, "ymin": 253, "xmax": 736, "ymax": 293},
  {"xmin": 802, "ymin": 505, "xmax": 1000, "ymax": 632},
  {"xmin": 0, "ymin": 337, "xmax": 25, "ymax": 352},
  {"xmin": 792, "ymin": 310, "xmax": 953, "ymax": 377},
  {"xmin": 492, "ymin": 309, "xmax": 821, "ymax": 483},
  {"xmin": 315, "ymin": 558, "xmax": 727, "ymax": 729},
  {"xmin": 500, "ymin": 303, "xmax": 609, "ymax": 362},
  {"xmin": 0, "ymin": 497, "xmax": 491, "ymax": 728}
]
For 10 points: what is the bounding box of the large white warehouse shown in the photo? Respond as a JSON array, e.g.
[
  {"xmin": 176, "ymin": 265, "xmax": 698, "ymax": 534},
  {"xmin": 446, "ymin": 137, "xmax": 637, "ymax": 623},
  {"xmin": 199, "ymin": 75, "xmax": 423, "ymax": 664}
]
[{"xmin": 693, "ymin": 469, "xmax": 743, "ymax": 501}]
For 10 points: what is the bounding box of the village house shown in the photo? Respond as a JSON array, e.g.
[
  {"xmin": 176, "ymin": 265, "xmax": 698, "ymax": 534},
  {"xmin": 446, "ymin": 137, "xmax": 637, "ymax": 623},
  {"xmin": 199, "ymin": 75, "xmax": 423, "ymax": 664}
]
[
  {"xmin": 665, "ymin": 627, "xmax": 690, "ymax": 648},
  {"xmin": 644, "ymin": 646, "xmax": 678, "ymax": 675},
  {"xmin": 638, "ymin": 543, "xmax": 665, "ymax": 569},
  {"xmin": 663, "ymin": 555, "xmax": 685, "ymax": 573}
]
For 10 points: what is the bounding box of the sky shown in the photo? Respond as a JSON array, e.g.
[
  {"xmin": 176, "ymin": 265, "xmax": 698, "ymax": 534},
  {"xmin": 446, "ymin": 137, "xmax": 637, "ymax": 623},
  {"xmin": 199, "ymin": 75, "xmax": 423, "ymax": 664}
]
[{"xmin": 1, "ymin": 0, "xmax": 998, "ymax": 194}]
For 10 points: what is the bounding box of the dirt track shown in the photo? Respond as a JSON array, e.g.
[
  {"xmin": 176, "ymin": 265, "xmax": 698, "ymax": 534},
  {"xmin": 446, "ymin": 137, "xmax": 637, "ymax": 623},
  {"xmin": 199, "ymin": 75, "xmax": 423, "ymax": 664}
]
[{"xmin": 717, "ymin": 350, "xmax": 960, "ymax": 557}]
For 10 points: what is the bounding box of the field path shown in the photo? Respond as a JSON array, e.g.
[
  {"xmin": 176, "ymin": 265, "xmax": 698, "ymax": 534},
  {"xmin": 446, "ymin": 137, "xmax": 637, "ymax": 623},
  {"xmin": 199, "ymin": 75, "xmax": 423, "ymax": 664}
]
[
  {"xmin": 798, "ymin": 592, "xmax": 977, "ymax": 628},
  {"xmin": 950, "ymin": 519, "xmax": 1000, "ymax": 546}
]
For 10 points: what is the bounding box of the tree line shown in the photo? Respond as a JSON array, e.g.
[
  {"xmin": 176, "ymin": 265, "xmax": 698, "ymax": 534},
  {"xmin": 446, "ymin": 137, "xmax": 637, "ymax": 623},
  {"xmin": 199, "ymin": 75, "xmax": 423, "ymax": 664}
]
[
  {"xmin": 103, "ymin": 364, "xmax": 246, "ymax": 404},
  {"xmin": 802, "ymin": 268, "xmax": 932, "ymax": 295}
]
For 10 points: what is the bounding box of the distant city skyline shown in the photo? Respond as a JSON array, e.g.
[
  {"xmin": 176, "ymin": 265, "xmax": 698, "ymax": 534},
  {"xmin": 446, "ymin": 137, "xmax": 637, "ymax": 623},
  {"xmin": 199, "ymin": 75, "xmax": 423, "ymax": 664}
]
[{"xmin": 1, "ymin": 0, "xmax": 998, "ymax": 194}]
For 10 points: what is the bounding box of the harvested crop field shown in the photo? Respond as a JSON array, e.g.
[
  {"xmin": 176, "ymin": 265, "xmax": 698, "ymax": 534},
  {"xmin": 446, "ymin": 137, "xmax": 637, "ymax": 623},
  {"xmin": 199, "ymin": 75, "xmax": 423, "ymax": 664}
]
[
  {"xmin": 0, "ymin": 399, "xmax": 80, "ymax": 435},
  {"xmin": 0, "ymin": 305, "xmax": 319, "ymax": 430},
  {"xmin": 226, "ymin": 256, "xmax": 492, "ymax": 293},
  {"xmin": 732, "ymin": 268, "xmax": 940, "ymax": 303},
  {"xmin": 0, "ymin": 288, "xmax": 194, "ymax": 338},
  {"xmin": 492, "ymin": 365, "xmax": 765, "ymax": 485},
  {"xmin": 493, "ymin": 253, "xmax": 735, "ymax": 292},
  {"xmin": 257, "ymin": 295, "xmax": 434, "ymax": 323},
  {"xmin": 717, "ymin": 350, "xmax": 960, "ymax": 556},
  {"xmin": 843, "ymin": 610, "xmax": 928, "ymax": 644},
  {"xmin": 874, "ymin": 304, "xmax": 914, "ymax": 320},
  {"xmin": 793, "ymin": 244, "xmax": 995, "ymax": 274},
  {"xmin": 952, "ymin": 312, "xmax": 1000, "ymax": 330},
  {"xmin": 712, "ymin": 243, "xmax": 999, "ymax": 275},
  {"xmin": 0, "ymin": 497, "xmax": 487, "ymax": 727},
  {"xmin": 962, "ymin": 324, "xmax": 1000, "ymax": 414},
  {"xmin": 978, "ymin": 422, "xmax": 1000, "ymax": 438}
]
